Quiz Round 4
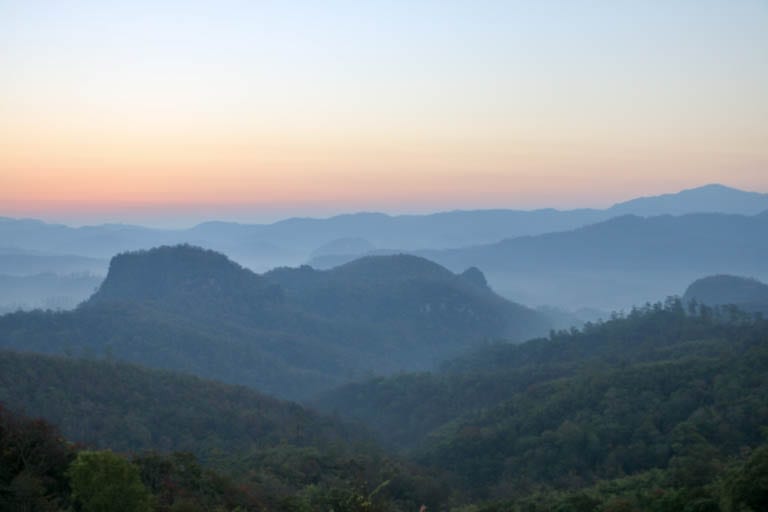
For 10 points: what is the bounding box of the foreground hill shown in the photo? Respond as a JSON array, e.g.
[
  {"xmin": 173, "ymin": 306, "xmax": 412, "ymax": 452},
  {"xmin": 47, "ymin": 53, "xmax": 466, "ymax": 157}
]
[
  {"xmin": 684, "ymin": 274, "xmax": 768, "ymax": 315},
  {"xmin": 0, "ymin": 245, "xmax": 547, "ymax": 399},
  {"xmin": 0, "ymin": 354, "xmax": 448, "ymax": 512},
  {"xmin": 0, "ymin": 350, "xmax": 355, "ymax": 456},
  {"xmin": 315, "ymin": 299, "xmax": 768, "ymax": 503}
]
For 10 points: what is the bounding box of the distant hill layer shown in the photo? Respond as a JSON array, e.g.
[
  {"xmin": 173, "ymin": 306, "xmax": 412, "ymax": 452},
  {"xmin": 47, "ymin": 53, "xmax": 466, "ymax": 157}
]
[
  {"xmin": 2, "ymin": 184, "xmax": 766, "ymax": 269},
  {"xmin": 609, "ymin": 183, "xmax": 768, "ymax": 216},
  {"xmin": 0, "ymin": 245, "xmax": 548, "ymax": 399},
  {"xmin": 684, "ymin": 274, "xmax": 768, "ymax": 315},
  {"xmin": 421, "ymin": 212, "xmax": 768, "ymax": 273},
  {"xmin": 312, "ymin": 211, "xmax": 768, "ymax": 309},
  {"xmin": 412, "ymin": 211, "xmax": 768, "ymax": 309},
  {"xmin": 4, "ymin": 185, "xmax": 767, "ymax": 311}
]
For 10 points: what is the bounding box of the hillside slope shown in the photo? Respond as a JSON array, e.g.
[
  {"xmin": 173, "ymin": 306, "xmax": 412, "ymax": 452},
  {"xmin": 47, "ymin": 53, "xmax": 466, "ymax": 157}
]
[
  {"xmin": 0, "ymin": 350, "xmax": 355, "ymax": 456},
  {"xmin": 0, "ymin": 354, "xmax": 449, "ymax": 512},
  {"xmin": 0, "ymin": 246, "xmax": 548, "ymax": 399},
  {"xmin": 315, "ymin": 300, "xmax": 768, "ymax": 497}
]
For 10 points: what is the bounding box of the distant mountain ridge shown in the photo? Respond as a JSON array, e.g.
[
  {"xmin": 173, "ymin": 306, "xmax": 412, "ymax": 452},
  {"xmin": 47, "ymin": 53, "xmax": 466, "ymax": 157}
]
[
  {"xmin": 409, "ymin": 211, "xmax": 768, "ymax": 309},
  {"xmin": 2, "ymin": 184, "xmax": 765, "ymax": 271},
  {"xmin": 609, "ymin": 183, "xmax": 768, "ymax": 216},
  {"xmin": 0, "ymin": 245, "xmax": 548, "ymax": 398},
  {"xmin": 310, "ymin": 211, "xmax": 768, "ymax": 310}
]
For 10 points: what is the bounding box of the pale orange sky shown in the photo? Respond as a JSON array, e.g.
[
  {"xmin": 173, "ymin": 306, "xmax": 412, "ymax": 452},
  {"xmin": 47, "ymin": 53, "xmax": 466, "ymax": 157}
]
[{"xmin": 1, "ymin": 1, "xmax": 766, "ymax": 225}]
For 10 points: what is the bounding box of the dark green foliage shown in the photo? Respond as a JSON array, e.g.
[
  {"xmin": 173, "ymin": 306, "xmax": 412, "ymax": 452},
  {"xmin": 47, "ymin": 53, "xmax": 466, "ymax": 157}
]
[
  {"xmin": 0, "ymin": 404, "xmax": 76, "ymax": 511},
  {"xmin": 0, "ymin": 353, "xmax": 449, "ymax": 511},
  {"xmin": 68, "ymin": 450, "xmax": 151, "ymax": 512},
  {"xmin": 0, "ymin": 351, "xmax": 358, "ymax": 456},
  {"xmin": 720, "ymin": 445, "xmax": 768, "ymax": 512},
  {"xmin": 133, "ymin": 452, "xmax": 264, "ymax": 511},
  {"xmin": 316, "ymin": 301, "xmax": 768, "ymax": 500}
]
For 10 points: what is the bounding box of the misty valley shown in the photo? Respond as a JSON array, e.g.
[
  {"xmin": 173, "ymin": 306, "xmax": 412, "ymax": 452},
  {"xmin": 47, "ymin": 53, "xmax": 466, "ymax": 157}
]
[{"xmin": 1, "ymin": 185, "xmax": 768, "ymax": 511}]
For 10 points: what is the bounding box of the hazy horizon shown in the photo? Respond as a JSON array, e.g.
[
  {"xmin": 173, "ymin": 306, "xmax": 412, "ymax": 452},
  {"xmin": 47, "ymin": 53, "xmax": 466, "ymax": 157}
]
[
  {"xmin": 2, "ymin": 1, "xmax": 767, "ymax": 228},
  {"xmin": 1, "ymin": 182, "xmax": 765, "ymax": 229}
]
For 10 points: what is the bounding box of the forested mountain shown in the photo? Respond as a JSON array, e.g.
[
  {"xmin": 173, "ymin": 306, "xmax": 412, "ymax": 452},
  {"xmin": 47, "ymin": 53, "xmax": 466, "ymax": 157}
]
[
  {"xmin": 0, "ymin": 245, "xmax": 547, "ymax": 399},
  {"xmin": 684, "ymin": 275, "xmax": 768, "ymax": 315},
  {"xmin": 265, "ymin": 255, "xmax": 548, "ymax": 358},
  {"xmin": 315, "ymin": 300, "xmax": 768, "ymax": 506}
]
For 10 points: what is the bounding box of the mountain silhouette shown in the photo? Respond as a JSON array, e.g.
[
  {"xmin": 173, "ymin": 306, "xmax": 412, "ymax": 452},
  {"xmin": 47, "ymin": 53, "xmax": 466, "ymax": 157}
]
[
  {"xmin": 0, "ymin": 245, "xmax": 549, "ymax": 398},
  {"xmin": 683, "ymin": 274, "xmax": 768, "ymax": 315}
]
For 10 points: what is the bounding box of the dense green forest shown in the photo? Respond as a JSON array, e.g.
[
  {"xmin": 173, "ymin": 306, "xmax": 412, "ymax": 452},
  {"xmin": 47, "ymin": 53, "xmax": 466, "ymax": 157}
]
[
  {"xmin": 0, "ymin": 356, "xmax": 452, "ymax": 511},
  {"xmin": 1, "ymin": 246, "xmax": 767, "ymax": 510},
  {"xmin": 315, "ymin": 300, "xmax": 768, "ymax": 507},
  {"xmin": 0, "ymin": 246, "xmax": 549, "ymax": 399},
  {"xmin": 0, "ymin": 351, "xmax": 359, "ymax": 456},
  {"xmin": 2, "ymin": 297, "xmax": 768, "ymax": 510}
]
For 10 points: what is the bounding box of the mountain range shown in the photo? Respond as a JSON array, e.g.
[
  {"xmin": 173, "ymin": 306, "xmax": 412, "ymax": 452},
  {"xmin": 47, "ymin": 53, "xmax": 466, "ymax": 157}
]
[
  {"xmin": 2, "ymin": 183, "xmax": 767, "ymax": 316},
  {"xmin": 312, "ymin": 211, "xmax": 768, "ymax": 310},
  {"xmin": 2, "ymin": 184, "xmax": 765, "ymax": 270},
  {"xmin": 0, "ymin": 245, "xmax": 548, "ymax": 399}
]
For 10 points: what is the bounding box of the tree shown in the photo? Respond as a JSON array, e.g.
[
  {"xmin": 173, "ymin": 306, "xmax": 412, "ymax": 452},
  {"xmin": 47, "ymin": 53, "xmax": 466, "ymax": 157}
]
[
  {"xmin": 721, "ymin": 445, "xmax": 768, "ymax": 512},
  {"xmin": 68, "ymin": 450, "xmax": 151, "ymax": 512}
]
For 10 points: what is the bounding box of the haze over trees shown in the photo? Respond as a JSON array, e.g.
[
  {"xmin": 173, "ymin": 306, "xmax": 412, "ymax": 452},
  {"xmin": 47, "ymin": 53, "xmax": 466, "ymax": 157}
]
[{"xmin": 0, "ymin": 245, "xmax": 548, "ymax": 399}]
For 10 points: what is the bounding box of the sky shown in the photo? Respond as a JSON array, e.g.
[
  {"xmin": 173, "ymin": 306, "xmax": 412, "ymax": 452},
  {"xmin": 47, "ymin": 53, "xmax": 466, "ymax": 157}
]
[{"xmin": 1, "ymin": 0, "xmax": 766, "ymax": 226}]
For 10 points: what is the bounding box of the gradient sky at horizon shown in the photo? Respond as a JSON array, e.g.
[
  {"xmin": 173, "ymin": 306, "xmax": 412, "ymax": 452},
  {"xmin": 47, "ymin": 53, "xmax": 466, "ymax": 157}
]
[{"xmin": 1, "ymin": 0, "xmax": 767, "ymax": 226}]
